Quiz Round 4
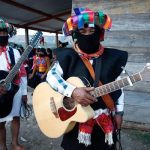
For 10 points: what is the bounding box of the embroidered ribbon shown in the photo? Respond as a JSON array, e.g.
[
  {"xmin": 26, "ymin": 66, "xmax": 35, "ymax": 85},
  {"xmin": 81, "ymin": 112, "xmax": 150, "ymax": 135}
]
[
  {"xmin": 83, "ymin": 13, "xmax": 89, "ymax": 24},
  {"xmin": 74, "ymin": 43, "xmax": 104, "ymax": 59},
  {"xmin": 0, "ymin": 46, "xmax": 6, "ymax": 53},
  {"xmin": 98, "ymin": 11, "xmax": 105, "ymax": 25},
  {"xmin": 78, "ymin": 109, "xmax": 114, "ymax": 146},
  {"xmin": 78, "ymin": 14, "xmax": 84, "ymax": 29},
  {"xmin": 103, "ymin": 15, "xmax": 112, "ymax": 30},
  {"xmin": 67, "ymin": 17, "xmax": 73, "ymax": 31},
  {"xmin": 72, "ymin": 15, "xmax": 78, "ymax": 27}
]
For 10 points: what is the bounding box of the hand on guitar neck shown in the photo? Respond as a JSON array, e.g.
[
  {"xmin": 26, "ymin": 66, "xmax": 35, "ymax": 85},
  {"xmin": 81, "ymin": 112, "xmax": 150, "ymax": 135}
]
[
  {"xmin": 71, "ymin": 87, "xmax": 97, "ymax": 107},
  {"xmin": 0, "ymin": 85, "xmax": 6, "ymax": 96}
]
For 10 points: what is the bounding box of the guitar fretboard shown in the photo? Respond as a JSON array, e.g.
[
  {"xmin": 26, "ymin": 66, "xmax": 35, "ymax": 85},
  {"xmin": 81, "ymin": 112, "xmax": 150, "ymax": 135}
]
[
  {"xmin": 5, "ymin": 45, "xmax": 33, "ymax": 85},
  {"xmin": 3, "ymin": 31, "xmax": 42, "ymax": 88},
  {"xmin": 91, "ymin": 73, "xmax": 142, "ymax": 98}
]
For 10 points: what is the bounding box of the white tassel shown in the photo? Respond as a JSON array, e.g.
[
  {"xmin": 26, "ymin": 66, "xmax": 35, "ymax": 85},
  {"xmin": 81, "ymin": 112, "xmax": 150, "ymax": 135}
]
[
  {"xmin": 105, "ymin": 132, "xmax": 114, "ymax": 145},
  {"xmin": 77, "ymin": 132, "xmax": 91, "ymax": 146}
]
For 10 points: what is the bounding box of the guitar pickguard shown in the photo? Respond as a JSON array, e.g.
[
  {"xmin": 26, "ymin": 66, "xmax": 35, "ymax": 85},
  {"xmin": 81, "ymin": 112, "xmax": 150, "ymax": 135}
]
[{"xmin": 58, "ymin": 107, "xmax": 77, "ymax": 121}]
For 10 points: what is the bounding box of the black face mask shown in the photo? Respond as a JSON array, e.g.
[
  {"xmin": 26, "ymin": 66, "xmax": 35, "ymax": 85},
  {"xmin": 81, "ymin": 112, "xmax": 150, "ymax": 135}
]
[
  {"xmin": 38, "ymin": 53, "xmax": 44, "ymax": 57},
  {"xmin": 75, "ymin": 25, "xmax": 100, "ymax": 54},
  {"xmin": 0, "ymin": 36, "xmax": 9, "ymax": 47}
]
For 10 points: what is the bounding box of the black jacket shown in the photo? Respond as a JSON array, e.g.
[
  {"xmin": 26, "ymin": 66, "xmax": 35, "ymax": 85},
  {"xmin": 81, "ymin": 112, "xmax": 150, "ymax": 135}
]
[
  {"xmin": 55, "ymin": 47, "xmax": 128, "ymax": 110},
  {"xmin": 54, "ymin": 47, "xmax": 128, "ymax": 150}
]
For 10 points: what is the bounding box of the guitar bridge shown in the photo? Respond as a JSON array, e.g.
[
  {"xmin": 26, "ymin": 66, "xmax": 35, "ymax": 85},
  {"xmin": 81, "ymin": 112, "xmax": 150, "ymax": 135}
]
[{"xmin": 50, "ymin": 97, "xmax": 59, "ymax": 118}]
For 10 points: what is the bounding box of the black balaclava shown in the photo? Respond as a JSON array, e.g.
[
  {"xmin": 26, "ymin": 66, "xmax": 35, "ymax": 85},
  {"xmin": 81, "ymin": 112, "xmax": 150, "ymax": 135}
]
[
  {"xmin": 38, "ymin": 48, "xmax": 47, "ymax": 57},
  {"xmin": 0, "ymin": 36, "xmax": 9, "ymax": 47},
  {"xmin": 75, "ymin": 25, "xmax": 100, "ymax": 54}
]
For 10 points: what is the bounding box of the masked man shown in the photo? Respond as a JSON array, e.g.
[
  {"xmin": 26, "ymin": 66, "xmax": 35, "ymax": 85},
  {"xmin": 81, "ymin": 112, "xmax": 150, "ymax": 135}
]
[
  {"xmin": 0, "ymin": 18, "xmax": 27, "ymax": 150},
  {"xmin": 46, "ymin": 8, "xmax": 128, "ymax": 150}
]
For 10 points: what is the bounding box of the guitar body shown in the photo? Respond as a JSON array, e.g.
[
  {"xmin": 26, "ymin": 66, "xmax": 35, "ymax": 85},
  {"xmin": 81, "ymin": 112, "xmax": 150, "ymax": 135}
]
[
  {"xmin": 0, "ymin": 70, "xmax": 19, "ymax": 118},
  {"xmin": 33, "ymin": 77, "xmax": 95, "ymax": 138},
  {"xmin": 33, "ymin": 64, "xmax": 150, "ymax": 138}
]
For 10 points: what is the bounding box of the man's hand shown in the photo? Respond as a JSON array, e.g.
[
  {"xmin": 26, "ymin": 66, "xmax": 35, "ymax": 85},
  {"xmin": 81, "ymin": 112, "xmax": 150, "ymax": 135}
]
[
  {"xmin": 0, "ymin": 85, "xmax": 6, "ymax": 96},
  {"xmin": 71, "ymin": 87, "xmax": 96, "ymax": 107}
]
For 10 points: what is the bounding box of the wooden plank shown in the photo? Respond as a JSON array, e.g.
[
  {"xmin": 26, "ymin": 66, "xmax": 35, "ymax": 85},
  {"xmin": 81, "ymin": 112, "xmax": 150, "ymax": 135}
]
[
  {"xmin": 106, "ymin": 47, "xmax": 150, "ymax": 53},
  {"xmin": 73, "ymin": 0, "xmax": 150, "ymax": 14},
  {"xmin": 103, "ymin": 30, "xmax": 150, "ymax": 48},
  {"xmin": 110, "ymin": 13, "xmax": 150, "ymax": 31}
]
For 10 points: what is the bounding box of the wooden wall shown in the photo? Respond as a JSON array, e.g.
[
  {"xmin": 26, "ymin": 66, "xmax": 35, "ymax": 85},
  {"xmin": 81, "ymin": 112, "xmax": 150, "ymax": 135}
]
[{"xmin": 72, "ymin": 0, "xmax": 150, "ymax": 92}]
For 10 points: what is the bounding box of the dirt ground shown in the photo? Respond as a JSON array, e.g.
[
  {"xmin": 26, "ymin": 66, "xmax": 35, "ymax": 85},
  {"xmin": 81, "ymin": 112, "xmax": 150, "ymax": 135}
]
[{"xmin": 5, "ymin": 114, "xmax": 150, "ymax": 150}]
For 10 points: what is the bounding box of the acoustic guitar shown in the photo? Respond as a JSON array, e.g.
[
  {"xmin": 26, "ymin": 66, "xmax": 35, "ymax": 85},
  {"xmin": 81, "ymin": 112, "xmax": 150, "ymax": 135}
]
[
  {"xmin": 33, "ymin": 64, "xmax": 150, "ymax": 138},
  {"xmin": 0, "ymin": 31, "xmax": 42, "ymax": 118}
]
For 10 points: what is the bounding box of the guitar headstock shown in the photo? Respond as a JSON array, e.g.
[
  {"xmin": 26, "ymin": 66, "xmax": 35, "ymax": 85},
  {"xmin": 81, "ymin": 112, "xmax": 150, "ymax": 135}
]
[
  {"xmin": 29, "ymin": 31, "xmax": 43, "ymax": 47},
  {"xmin": 140, "ymin": 63, "xmax": 150, "ymax": 81}
]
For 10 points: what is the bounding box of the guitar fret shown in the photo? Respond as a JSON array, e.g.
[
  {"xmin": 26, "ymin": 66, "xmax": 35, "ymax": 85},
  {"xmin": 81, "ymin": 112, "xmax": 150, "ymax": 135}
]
[
  {"xmin": 122, "ymin": 78, "xmax": 129, "ymax": 86},
  {"xmin": 95, "ymin": 88, "xmax": 99, "ymax": 97},
  {"xmin": 105, "ymin": 84, "xmax": 111, "ymax": 93},
  {"xmin": 121, "ymin": 78, "xmax": 125, "ymax": 87},
  {"xmin": 107, "ymin": 83, "xmax": 112, "ymax": 93},
  {"xmin": 102, "ymin": 85, "xmax": 107, "ymax": 94},
  {"xmin": 130, "ymin": 75, "xmax": 135, "ymax": 83},
  {"xmin": 134, "ymin": 73, "xmax": 142, "ymax": 82},
  {"xmin": 114, "ymin": 81, "xmax": 119, "ymax": 90},
  {"xmin": 118, "ymin": 80, "xmax": 124, "ymax": 88},
  {"xmin": 98, "ymin": 87, "xmax": 104, "ymax": 96},
  {"xmin": 116, "ymin": 80, "xmax": 121, "ymax": 89},
  {"xmin": 111, "ymin": 82, "xmax": 116, "ymax": 91},
  {"xmin": 97, "ymin": 88, "xmax": 101, "ymax": 96}
]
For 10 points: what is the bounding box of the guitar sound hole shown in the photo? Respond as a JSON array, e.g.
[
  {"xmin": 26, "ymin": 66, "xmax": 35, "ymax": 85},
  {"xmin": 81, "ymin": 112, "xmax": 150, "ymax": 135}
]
[{"xmin": 63, "ymin": 97, "xmax": 75, "ymax": 110}]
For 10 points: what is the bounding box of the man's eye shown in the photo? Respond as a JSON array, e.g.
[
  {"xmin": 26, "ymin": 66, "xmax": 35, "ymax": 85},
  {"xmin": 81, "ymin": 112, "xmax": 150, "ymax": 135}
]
[
  {"xmin": 79, "ymin": 30, "xmax": 84, "ymax": 33},
  {"xmin": 90, "ymin": 29, "xmax": 95, "ymax": 32}
]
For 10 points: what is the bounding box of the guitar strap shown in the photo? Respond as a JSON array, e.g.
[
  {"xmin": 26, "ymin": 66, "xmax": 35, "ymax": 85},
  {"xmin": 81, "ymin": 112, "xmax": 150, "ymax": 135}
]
[
  {"xmin": 80, "ymin": 56, "xmax": 115, "ymax": 111},
  {"xmin": 8, "ymin": 47, "xmax": 15, "ymax": 66},
  {"xmin": 93, "ymin": 57, "xmax": 102, "ymax": 87}
]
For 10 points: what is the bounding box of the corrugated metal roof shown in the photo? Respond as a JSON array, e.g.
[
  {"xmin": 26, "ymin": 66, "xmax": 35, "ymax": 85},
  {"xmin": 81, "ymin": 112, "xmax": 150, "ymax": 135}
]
[{"xmin": 0, "ymin": 0, "xmax": 72, "ymax": 33}]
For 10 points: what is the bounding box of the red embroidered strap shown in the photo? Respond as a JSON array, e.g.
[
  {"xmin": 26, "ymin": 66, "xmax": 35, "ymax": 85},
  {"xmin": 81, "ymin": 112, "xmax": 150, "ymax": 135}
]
[
  {"xmin": 0, "ymin": 47, "xmax": 6, "ymax": 53},
  {"xmin": 96, "ymin": 113, "xmax": 113, "ymax": 133},
  {"xmin": 0, "ymin": 47, "xmax": 12, "ymax": 70},
  {"xmin": 80, "ymin": 56, "xmax": 115, "ymax": 111},
  {"xmin": 4, "ymin": 51, "xmax": 11, "ymax": 70},
  {"xmin": 75, "ymin": 44, "xmax": 104, "ymax": 59}
]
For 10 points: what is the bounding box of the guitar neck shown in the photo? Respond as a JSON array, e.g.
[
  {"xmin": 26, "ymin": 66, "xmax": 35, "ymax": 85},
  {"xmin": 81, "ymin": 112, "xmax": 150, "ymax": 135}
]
[
  {"xmin": 91, "ymin": 73, "xmax": 142, "ymax": 98},
  {"xmin": 5, "ymin": 45, "xmax": 33, "ymax": 85}
]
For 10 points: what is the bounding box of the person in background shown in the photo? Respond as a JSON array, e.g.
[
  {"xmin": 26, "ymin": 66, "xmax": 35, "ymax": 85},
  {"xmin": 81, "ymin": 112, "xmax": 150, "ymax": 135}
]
[
  {"xmin": 39, "ymin": 36, "xmax": 44, "ymax": 46},
  {"xmin": 29, "ymin": 48, "xmax": 50, "ymax": 88},
  {"xmin": 17, "ymin": 45, "xmax": 24, "ymax": 55},
  {"xmin": 58, "ymin": 40, "xmax": 68, "ymax": 48},
  {"xmin": 46, "ymin": 48, "xmax": 53, "ymax": 62},
  {"xmin": 0, "ymin": 18, "xmax": 27, "ymax": 150},
  {"xmin": 46, "ymin": 8, "xmax": 128, "ymax": 150}
]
